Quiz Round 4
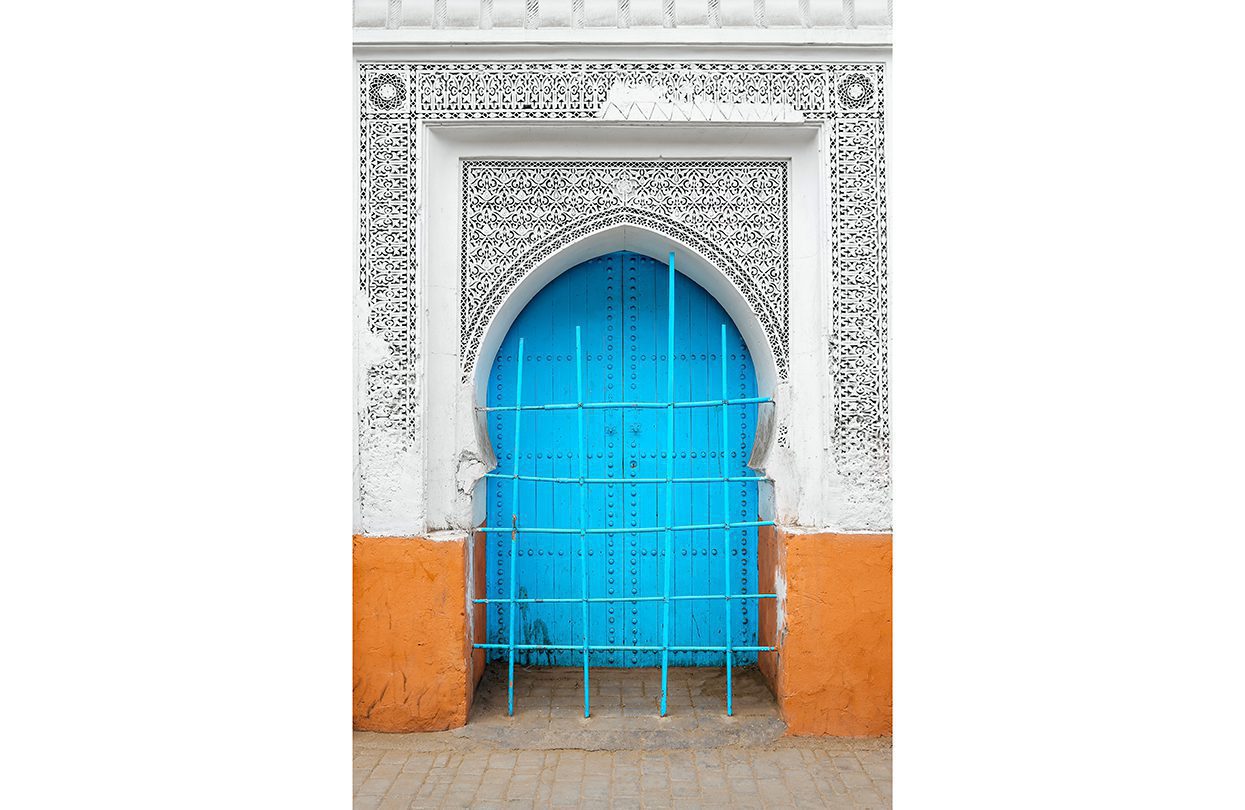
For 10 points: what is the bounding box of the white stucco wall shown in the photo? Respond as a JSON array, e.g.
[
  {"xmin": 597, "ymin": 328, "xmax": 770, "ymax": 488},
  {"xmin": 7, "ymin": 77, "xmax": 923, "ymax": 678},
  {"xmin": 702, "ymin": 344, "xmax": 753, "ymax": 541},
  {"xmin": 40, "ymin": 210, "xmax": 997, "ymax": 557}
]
[
  {"xmin": 354, "ymin": 44, "xmax": 891, "ymax": 537},
  {"xmin": 354, "ymin": 0, "xmax": 893, "ymax": 31}
]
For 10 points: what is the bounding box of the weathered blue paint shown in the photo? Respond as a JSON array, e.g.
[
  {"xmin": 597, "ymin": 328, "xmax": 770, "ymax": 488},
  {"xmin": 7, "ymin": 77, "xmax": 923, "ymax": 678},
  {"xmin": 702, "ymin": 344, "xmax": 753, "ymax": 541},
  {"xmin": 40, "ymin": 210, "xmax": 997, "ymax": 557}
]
[{"xmin": 486, "ymin": 251, "xmax": 759, "ymax": 668}]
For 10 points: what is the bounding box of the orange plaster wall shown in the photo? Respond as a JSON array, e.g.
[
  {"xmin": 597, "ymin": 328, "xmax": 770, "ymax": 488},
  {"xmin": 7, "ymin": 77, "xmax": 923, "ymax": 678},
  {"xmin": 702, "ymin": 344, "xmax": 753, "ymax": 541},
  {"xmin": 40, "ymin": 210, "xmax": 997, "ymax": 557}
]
[
  {"xmin": 353, "ymin": 535, "xmax": 474, "ymax": 732},
  {"xmin": 760, "ymin": 526, "xmax": 893, "ymax": 736}
]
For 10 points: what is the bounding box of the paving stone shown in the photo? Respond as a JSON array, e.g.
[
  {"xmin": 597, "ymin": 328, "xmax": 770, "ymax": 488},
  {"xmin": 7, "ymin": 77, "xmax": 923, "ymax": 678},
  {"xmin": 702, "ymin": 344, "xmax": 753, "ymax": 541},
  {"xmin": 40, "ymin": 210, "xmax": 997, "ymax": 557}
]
[
  {"xmin": 368, "ymin": 763, "xmax": 401, "ymax": 782},
  {"xmin": 550, "ymin": 783, "xmax": 581, "ymax": 805},
  {"xmin": 483, "ymin": 767, "xmax": 512, "ymax": 784},
  {"xmin": 379, "ymin": 750, "xmax": 409, "ymax": 765},
  {"xmin": 387, "ymin": 773, "xmax": 425, "ymax": 796},
  {"xmin": 840, "ymin": 770, "xmax": 875, "ymax": 790},
  {"xmin": 376, "ymin": 795, "xmax": 410, "ymax": 810},
  {"xmin": 640, "ymin": 773, "xmax": 670, "ymax": 791},
  {"xmin": 355, "ymin": 751, "xmax": 383, "ymax": 768},
  {"xmin": 850, "ymin": 787, "xmax": 886, "ymax": 805},
  {"xmin": 488, "ymin": 752, "xmax": 519, "ymax": 769}
]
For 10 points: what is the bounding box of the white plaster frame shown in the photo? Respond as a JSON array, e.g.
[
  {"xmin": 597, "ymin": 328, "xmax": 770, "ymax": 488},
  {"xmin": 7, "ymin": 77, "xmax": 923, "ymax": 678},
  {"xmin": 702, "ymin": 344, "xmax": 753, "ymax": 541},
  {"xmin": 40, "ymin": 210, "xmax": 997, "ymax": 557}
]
[
  {"xmin": 421, "ymin": 124, "xmax": 834, "ymax": 532},
  {"xmin": 354, "ymin": 49, "xmax": 891, "ymax": 538}
]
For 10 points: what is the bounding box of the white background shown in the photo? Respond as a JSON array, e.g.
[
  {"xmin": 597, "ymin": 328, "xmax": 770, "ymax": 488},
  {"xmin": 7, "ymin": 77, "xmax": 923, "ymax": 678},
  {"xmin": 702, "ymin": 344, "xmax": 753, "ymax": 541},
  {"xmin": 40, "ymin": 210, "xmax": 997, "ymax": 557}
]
[{"xmin": 3, "ymin": 1, "xmax": 1243, "ymax": 807}]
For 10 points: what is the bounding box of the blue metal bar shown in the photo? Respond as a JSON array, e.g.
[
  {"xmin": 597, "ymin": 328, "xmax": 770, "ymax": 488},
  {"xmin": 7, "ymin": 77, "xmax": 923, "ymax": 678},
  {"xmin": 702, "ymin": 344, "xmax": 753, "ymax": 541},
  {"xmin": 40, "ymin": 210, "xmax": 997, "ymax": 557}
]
[
  {"xmin": 720, "ymin": 324, "xmax": 734, "ymax": 716},
  {"xmin": 477, "ymin": 396, "xmax": 772, "ymax": 412},
  {"xmin": 475, "ymin": 593, "xmax": 777, "ymax": 605},
  {"xmin": 477, "ymin": 520, "xmax": 775, "ymax": 535},
  {"xmin": 482, "ymin": 473, "xmax": 769, "ymax": 485},
  {"xmin": 660, "ymin": 251, "xmax": 675, "ymax": 717},
  {"xmin": 506, "ymin": 338, "xmax": 525, "ymax": 717},
  {"xmin": 575, "ymin": 326, "xmax": 590, "ymax": 718},
  {"xmin": 474, "ymin": 644, "xmax": 777, "ymax": 652}
]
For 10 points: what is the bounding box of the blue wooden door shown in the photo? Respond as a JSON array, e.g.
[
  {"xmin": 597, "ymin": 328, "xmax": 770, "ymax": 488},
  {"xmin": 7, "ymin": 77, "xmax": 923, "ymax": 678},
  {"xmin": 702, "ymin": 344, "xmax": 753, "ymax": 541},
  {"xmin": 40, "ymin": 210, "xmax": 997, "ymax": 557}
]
[{"xmin": 486, "ymin": 251, "xmax": 759, "ymax": 667}]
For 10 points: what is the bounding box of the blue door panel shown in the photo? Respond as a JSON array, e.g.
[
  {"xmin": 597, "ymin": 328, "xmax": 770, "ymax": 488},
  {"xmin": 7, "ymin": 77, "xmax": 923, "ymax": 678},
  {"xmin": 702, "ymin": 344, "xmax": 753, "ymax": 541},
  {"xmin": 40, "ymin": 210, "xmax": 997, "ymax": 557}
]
[{"xmin": 487, "ymin": 251, "xmax": 758, "ymax": 667}]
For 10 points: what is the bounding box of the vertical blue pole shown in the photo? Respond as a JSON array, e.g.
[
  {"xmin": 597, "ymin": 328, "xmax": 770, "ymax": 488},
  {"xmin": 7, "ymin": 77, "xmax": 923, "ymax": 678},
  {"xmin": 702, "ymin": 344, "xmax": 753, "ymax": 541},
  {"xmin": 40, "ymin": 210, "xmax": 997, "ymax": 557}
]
[
  {"xmin": 720, "ymin": 324, "xmax": 734, "ymax": 716},
  {"xmin": 575, "ymin": 326, "xmax": 591, "ymax": 718},
  {"xmin": 507, "ymin": 339, "xmax": 526, "ymax": 717},
  {"xmin": 660, "ymin": 252, "xmax": 675, "ymax": 716}
]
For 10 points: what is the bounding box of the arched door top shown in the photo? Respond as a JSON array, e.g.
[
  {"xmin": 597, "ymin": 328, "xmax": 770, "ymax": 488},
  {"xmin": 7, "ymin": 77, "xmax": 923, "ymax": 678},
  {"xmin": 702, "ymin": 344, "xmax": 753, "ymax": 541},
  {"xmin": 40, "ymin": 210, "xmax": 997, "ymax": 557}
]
[{"xmin": 470, "ymin": 218, "xmax": 782, "ymax": 405}]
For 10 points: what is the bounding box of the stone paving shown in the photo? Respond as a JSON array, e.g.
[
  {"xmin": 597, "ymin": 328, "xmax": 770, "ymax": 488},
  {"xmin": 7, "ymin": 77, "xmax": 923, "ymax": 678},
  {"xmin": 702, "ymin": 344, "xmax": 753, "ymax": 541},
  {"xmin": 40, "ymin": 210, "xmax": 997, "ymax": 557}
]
[{"xmin": 355, "ymin": 665, "xmax": 892, "ymax": 808}]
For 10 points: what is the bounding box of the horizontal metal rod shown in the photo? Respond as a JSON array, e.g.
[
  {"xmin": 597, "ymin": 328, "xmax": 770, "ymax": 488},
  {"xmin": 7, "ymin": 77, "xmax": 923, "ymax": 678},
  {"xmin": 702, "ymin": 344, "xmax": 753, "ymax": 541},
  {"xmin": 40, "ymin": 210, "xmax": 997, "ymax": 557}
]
[
  {"xmin": 474, "ymin": 593, "xmax": 777, "ymax": 604},
  {"xmin": 483, "ymin": 473, "xmax": 768, "ymax": 485},
  {"xmin": 473, "ymin": 644, "xmax": 776, "ymax": 652},
  {"xmin": 477, "ymin": 520, "xmax": 774, "ymax": 535},
  {"xmin": 477, "ymin": 396, "xmax": 772, "ymax": 413}
]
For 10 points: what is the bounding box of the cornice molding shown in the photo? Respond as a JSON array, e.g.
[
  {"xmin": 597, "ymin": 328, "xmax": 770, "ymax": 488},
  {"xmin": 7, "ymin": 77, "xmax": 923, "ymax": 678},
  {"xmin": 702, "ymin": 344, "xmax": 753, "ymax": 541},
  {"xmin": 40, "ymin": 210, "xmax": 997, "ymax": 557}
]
[{"xmin": 353, "ymin": 26, "xmax": 893, "ymax": 48}]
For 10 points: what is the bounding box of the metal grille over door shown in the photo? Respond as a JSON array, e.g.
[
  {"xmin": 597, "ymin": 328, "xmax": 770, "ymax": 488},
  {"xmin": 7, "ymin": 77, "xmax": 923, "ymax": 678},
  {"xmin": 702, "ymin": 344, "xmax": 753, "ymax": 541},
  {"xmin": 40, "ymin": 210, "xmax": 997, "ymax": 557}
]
[{"xmin": 477, "ymin": 250, "xmax": 775, "ymax": 716}]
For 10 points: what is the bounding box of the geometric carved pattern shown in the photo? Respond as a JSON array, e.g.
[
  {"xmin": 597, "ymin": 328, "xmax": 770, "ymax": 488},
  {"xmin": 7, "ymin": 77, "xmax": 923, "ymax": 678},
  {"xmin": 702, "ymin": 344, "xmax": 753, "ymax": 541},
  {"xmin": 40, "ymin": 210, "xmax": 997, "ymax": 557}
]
[
  {"xmin": 460, "ymin": 160, "xmax": 788, "ymax": 381},
  {"xmin": 358, "ymin": 61, "xmax": 887, "ymax": 514},
  {"xmin": 836, "ymin": 71, "xmax": 876, "ymax": 111},
  {"xmin": 407, "ymin": 62, "xmax": 857, "ymax": 120},
  {"xmin": 829, "ymin": 117, "xmax": 888, "ymax": 471}
]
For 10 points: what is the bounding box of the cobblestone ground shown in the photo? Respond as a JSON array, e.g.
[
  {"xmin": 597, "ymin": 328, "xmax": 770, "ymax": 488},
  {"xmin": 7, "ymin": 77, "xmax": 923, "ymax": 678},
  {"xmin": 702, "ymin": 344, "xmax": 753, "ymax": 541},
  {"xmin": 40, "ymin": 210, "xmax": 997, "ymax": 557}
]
[
  {"xmin": 354, "ymin": 666, "xmax": 892, "ymax": 809},
  {"xmin": 353, "ymin": 741, "xmax": 892, "ymax": 809}
]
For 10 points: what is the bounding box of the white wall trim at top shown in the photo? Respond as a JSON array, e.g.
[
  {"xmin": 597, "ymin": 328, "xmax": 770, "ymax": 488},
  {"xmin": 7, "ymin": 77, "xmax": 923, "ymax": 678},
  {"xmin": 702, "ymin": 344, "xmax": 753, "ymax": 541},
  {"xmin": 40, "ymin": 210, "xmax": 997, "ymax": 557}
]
[
  {"xmin": 354, "ymin": 43, "xmax": 891, "ymax": 65},
  {"xmin": 354, "ymin": 26, "xmax": 893, "ymax": 47}
]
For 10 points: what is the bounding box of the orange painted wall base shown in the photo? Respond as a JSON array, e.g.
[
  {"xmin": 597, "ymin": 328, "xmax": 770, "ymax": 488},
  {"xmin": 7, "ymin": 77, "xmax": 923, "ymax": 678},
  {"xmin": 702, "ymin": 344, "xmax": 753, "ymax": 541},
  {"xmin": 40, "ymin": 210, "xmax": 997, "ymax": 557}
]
[
  {"xmin": 354, "ymin": 527, "xmax": 889, "ymax": 735},
  {"xmin": 758, "ymin": 526, "xmax": 893, "ymax": 736},
  {"xmin": 353, "ymin": 534, "xmax": 485, "ymax": 732}
]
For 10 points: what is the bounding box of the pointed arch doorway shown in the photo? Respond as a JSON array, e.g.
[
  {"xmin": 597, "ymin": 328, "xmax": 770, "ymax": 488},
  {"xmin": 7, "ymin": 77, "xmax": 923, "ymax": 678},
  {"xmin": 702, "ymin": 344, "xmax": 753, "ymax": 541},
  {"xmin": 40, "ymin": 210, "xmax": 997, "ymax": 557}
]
[{"xmin": 483, "ymin": 250, "xmax": 768, "ymax": 686}]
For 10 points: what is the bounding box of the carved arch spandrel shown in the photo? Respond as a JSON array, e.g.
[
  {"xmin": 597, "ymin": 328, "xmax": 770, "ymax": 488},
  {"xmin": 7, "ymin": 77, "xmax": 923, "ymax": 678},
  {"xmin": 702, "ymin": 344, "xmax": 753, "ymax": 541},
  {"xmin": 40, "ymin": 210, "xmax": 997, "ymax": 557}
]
[{"xmin": 459, "ymin": 160, "xmax": 789, "ymax": 383}]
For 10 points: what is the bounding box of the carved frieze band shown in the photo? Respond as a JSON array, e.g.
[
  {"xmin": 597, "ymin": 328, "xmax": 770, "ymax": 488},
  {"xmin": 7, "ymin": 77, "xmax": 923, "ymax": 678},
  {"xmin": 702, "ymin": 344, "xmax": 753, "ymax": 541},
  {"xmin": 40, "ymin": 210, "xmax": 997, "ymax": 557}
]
[{"xmin": 358, "ymin": 61, "xmax": 886, "ymax": 475}]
